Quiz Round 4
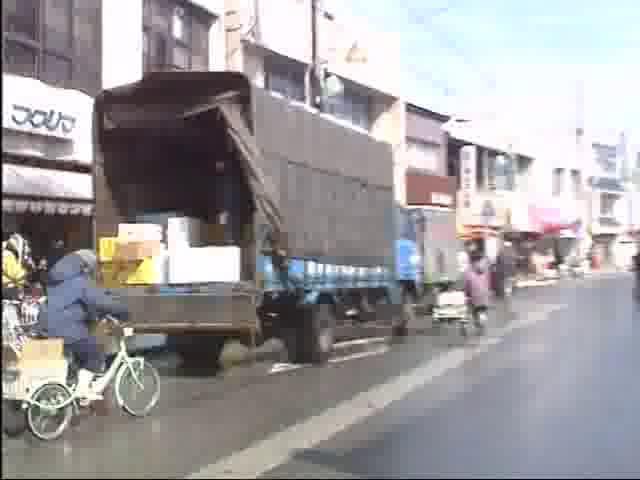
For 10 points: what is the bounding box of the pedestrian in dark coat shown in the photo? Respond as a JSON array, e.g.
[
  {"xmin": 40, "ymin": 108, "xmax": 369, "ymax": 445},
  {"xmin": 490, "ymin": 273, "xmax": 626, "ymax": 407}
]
[{"xmin": 494, "ymin": 241, "xmax": 517, "ymax": 298}]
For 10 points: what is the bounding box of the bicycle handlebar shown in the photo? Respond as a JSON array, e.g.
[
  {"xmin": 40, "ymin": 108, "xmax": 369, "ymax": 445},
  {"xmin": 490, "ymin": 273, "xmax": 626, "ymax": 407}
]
[{"xmin": 102, "ymin": 314, "xmax": 120, "ymax": 324}]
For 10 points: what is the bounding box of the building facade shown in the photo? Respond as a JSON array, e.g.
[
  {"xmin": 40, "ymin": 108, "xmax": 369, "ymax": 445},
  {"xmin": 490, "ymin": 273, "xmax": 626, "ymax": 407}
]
[
  {"xmin": 401, "ymin": 104, "xmax": 458, "ymax": 285},
  {"xmin": 585, "ymin": 133, "xmax": 634, "ymax": 267},
  {"xmin": 2, "ymin": 0, "xmax": 102, "ymax": 259},
  {"xmin": 444, "ymin": 119, "xmax": 538, "ymax": 261},
  {"xmin": 103, "ymin": 0, "xmax": 226, "ymax": 90},
  {"xmin": 2, "ymin": 0, "xmax": 227, "ymax": 260}
]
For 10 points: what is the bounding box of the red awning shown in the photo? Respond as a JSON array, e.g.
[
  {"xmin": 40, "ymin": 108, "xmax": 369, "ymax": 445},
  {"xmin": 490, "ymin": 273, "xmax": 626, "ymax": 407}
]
[{"xmin": 528, "ymin": 205, "xmax": 580, "ymax": 235}]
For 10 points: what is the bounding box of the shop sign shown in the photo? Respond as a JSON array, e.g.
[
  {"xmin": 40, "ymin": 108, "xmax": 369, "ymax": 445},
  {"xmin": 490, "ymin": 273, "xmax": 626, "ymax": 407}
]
[
  {"xmin": 459, "ymin": 145, "xmax": 477, "ymax": 211},
  {"xmin": 405, "ymin": 171, "xmax": 456, "ymax": 207},
  {"xmin": 8, "ymin": 105, "xmax": 76, "ymax": 137},
  {"xmin": 2, "ymin": 73, "xmax": 92, "ymax": 141},
  {"xmin": 456, "ymin": 191, "xmax": 509, "ymax": 229}
]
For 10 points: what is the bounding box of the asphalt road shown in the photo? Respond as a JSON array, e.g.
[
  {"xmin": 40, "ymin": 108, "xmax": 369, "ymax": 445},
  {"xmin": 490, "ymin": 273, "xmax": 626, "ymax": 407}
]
[
  {"xmin": 2, "ymin": 273, "xmax": 637, "ymax": 479},
  {"xmin": 261, "ymin": 274, "xmax": 639, "ymax": 479}
]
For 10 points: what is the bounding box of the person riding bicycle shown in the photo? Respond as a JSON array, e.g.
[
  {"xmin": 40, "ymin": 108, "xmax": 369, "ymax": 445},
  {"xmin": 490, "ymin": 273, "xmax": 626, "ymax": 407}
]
[
  {"xmin": 463, "ymin": 249, "xmax": 491, "ymax": 328},
  {"xmin": 39, "ymin": 249, "xmax": 130, "ymax": 403}
]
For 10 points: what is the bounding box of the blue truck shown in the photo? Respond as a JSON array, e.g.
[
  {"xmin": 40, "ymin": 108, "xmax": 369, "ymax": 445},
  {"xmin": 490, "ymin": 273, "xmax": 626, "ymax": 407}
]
[{"xmin": 93, "ymin": 72, "xmax": 413, "ymax": 367}]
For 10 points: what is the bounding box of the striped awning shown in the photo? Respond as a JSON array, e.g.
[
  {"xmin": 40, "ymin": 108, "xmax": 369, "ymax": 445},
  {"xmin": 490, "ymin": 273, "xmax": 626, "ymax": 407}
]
[
  {"xmin": 457, "ymin": 225, "xmax": 501, "ymax": 240},
  {"xmin": 2, "ymin": 198, "xmax": 93, "ymax": 216},
  {"xmin": 2, "ymin": 163, "xmax": 94, "ymax": 216}
]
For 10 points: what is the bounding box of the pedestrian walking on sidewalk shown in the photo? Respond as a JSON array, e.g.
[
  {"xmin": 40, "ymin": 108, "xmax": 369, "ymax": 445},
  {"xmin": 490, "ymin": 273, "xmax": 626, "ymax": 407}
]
[
  {"xmin": 494, "ymin": 241, "xmax": 517, "ymax": 299},
  {"xmin": 464, "ymin": 251, "xmax": 491, "ymax": 329},
  {"xmin": 633, "ymin": 246, "xmax": 640, "ymax": 301}
]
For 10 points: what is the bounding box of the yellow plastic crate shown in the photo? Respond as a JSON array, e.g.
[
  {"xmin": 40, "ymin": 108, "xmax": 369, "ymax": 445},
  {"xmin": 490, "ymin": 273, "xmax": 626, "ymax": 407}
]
[
  {"xmin": 98, "ymin": 257, "xmax": 161, "ymax": 286},
  {"xmin": 98, "ymin": 237, "xmax": 118, "ymax": 262}
]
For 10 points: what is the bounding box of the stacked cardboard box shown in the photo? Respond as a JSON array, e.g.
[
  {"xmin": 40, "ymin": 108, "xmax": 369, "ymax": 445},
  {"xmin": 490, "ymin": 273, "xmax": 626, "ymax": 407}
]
[
  {"xmin": 2, "ymin": 338, "xmax": 68, "ymax": 400},
  {"xmin": 98, "ymin": 223, "xmax": 167, "ymax": 286}
]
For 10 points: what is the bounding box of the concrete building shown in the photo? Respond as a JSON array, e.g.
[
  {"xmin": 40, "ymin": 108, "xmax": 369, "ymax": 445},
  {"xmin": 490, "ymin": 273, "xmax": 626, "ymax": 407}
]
[
  {"xmin": 103, "ymin": 0, "xmax": 226, "ymax": 90},
  {"xmin": 224, "ymin": 0, "xmax": 405, "ymax": 201},
  {"xmin": 584, "ymin": 132, "xmax": 633, "ymax": 267},
  {"xmin": 401, "ymin": 104, "xmax": 458, "ymax": 285},
  {"xmin": 444, "ymin": 118, "xmax": 538, "ymax": 262},
  {"xmin": 527, "ymin": 130, "xmax": 590, "ymax": 262}
]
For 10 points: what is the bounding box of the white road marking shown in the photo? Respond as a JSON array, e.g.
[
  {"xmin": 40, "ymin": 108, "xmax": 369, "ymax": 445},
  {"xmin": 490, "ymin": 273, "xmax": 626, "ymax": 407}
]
[
  {"xmin": 329, "ymin": 345, "xmax": 389, "ymax": 364},
  {"xmin": 333, "ymin": 337, "xmax": 388, "ymax": 349},
  {"xmin": 186, "ymin": 303, "xmax": 566, "ymax": 479},
  {"xmin": 268, "ymin": 343, "xmax": 390, "ymax": 375},
  {"xmin": 268, "ymin": 363, "xmax": 307, "ymax": 375}
]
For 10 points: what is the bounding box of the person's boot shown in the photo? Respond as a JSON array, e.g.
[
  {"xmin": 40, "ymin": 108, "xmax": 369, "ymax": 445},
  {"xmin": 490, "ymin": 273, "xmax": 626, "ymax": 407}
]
[
  {"xmin": 91, "ymin": 386, "xmax": 112, "ymax": 417},
  {"xmin": 75, "ymin": 369, "xmax": 103, "ymax": 407}
]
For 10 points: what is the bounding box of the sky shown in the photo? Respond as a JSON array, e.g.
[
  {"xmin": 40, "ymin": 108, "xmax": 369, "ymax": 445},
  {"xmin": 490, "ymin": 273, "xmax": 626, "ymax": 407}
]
[{"xmin": 327, "ymin": 0, "xmax": 639, "ymax": 146}]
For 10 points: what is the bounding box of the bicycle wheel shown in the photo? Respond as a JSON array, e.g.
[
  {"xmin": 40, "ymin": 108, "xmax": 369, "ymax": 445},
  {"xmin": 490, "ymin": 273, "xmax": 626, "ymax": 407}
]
[
  {"xmin": 26, "ymin": 383, "xmax": 74, "ymax": 441},
  {"xmin": 116, "ymin": 360, "xmax": 161, "ymax": 417}
]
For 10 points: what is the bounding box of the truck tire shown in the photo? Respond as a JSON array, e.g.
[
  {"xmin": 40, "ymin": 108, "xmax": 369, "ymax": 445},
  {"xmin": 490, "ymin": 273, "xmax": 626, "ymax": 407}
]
[
  {"xmin": 288, "ymin": 304, "xmax": 335, "ymax": 365},
  {"xmin": 167, "ymin": 335, "xmax": 226, "ymax": 370}
]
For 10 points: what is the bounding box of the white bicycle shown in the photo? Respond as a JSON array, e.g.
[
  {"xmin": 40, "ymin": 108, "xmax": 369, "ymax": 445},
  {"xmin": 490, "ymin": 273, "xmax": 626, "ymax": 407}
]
[{"xmin": 21, "ymin": 316, "xmax": 161, "ymax": 441}]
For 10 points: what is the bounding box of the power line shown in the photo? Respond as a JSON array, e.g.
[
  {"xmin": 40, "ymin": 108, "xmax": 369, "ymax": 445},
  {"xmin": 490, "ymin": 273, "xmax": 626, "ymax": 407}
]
[
  {"xmin": 402, "ymin": 3, "xmax": 500, "ymax": 99},
  {"xmin": 406, "ymin": 0, "xmax": 465, "ymax": 26}
]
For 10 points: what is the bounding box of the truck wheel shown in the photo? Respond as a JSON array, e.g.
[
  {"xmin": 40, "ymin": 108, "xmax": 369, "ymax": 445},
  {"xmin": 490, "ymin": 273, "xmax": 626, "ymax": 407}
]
[
  {"xmin": 289, "ymin": 304, "xmax": 335, "ymax": 365},
  {"xmin": 392, "ymin": 303, "xmax": 414, "ymax": 338},
  {"xmin": 167, "ymin": 335, "xmax": 226, "ymax": 370}
]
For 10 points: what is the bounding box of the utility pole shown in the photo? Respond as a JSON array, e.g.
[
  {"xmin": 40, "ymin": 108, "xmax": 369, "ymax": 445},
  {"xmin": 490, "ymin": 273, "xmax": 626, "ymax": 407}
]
[
  {"xmin": 575, "ymin": 79, "xmax": 587, "ymax": 258},
  {"xmin": 310, "ymin": 0, "xmax": 324, "ymax": 112}
]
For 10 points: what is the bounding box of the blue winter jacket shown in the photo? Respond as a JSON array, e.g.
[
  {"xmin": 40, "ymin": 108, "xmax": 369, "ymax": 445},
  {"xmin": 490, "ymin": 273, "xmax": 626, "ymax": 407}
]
[{"xmin": 40, "ymin": 252, "xmax": 130, "ymax": 343}]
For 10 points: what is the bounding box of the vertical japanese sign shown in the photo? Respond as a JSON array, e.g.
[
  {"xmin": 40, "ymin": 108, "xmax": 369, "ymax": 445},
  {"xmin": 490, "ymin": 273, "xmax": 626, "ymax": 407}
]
[{"xmin": 459, "ymin": 145, "xmax": 477, "ymax": 223}]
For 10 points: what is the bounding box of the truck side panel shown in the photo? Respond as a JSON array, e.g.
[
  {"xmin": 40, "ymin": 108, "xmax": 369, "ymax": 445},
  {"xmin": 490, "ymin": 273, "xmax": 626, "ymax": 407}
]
[{"xmin": 251, "ymin": 88, "xmax": 395, "ymax": 267}]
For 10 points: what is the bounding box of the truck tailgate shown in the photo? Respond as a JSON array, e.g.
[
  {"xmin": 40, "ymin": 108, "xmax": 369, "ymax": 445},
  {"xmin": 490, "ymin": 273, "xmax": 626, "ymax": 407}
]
[{"xmin": 111, "ymin": 283, "xmax": 260, "ymax": 335}]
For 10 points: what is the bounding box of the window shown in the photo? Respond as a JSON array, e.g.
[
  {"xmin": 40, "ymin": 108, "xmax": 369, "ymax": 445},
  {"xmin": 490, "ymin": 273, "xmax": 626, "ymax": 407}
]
[
  {"xmin": 552, "ymin": 168, "xmax": 564, "ymax": 197},
  {"xmin": 406, "ymin": 140, "xmax": 440, "ymax": 172},
  {"xmin": 4, "ymin": 0, "xmax": 39, "ymax": 40},
  {"xmin": 593, "ymin": 142, "xmax": 618, "ymax": 175},
  {"xmin": 143, "ymin": 0, "xmax": 213, "ymax": 73},
  {"xmin": 600, "ymin": 193, "xmax": 617, "ymax": 217},
  {"xmin": 492, "ymin": 155, "xmax": 516, "ymax": 191},
  {"xmin": 325, "ymin": 82, "xmax": 371, "ymax": 130},
  {"xmin": 264, "ymin": 55, "xmax": 306, "ymax": 103},
  {"xmin": 2, "ymin": 0, "xmax": 102, "ymax": 95},
  {"xmin": 570, "ymin": 170, "xmax": 582, "ymax": 197}
]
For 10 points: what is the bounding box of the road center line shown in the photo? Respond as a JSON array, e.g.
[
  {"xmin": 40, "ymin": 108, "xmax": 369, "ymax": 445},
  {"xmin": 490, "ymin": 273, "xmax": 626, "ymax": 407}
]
[{"xmin": 186, "ymin": 304, "xmax": 566, "ymax": 479}]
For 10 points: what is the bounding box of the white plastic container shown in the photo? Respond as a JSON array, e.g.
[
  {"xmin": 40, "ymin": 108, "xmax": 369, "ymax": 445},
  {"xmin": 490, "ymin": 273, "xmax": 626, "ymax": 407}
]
[
  {"xmin": 168, "ymin": 246, "xmax": 241, "ymax": 284},
  {"xmin": 117, "ymin": 223, "xmax": 163, "ymax": 242}
]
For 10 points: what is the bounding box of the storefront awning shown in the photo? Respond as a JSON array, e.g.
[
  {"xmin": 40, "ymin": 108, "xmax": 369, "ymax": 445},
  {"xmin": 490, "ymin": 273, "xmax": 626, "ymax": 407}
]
[
  {"xmin": 2, "ymin": 164, "xmax": 94, "ymax": 216},
  {"xmin": 457, "ymin": 225, "xmax": 500, "ymax": 240},
  {"xmin": 529, "ymin": 205, "xmax": 580, "ymax": 236}
]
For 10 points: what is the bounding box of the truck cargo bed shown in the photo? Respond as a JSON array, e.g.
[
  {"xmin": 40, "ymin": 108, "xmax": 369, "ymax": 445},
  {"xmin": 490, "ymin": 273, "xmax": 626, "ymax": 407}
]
[{"xmin": 112, "ymin": 282, "xmax": 260, "ymax": 334}]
